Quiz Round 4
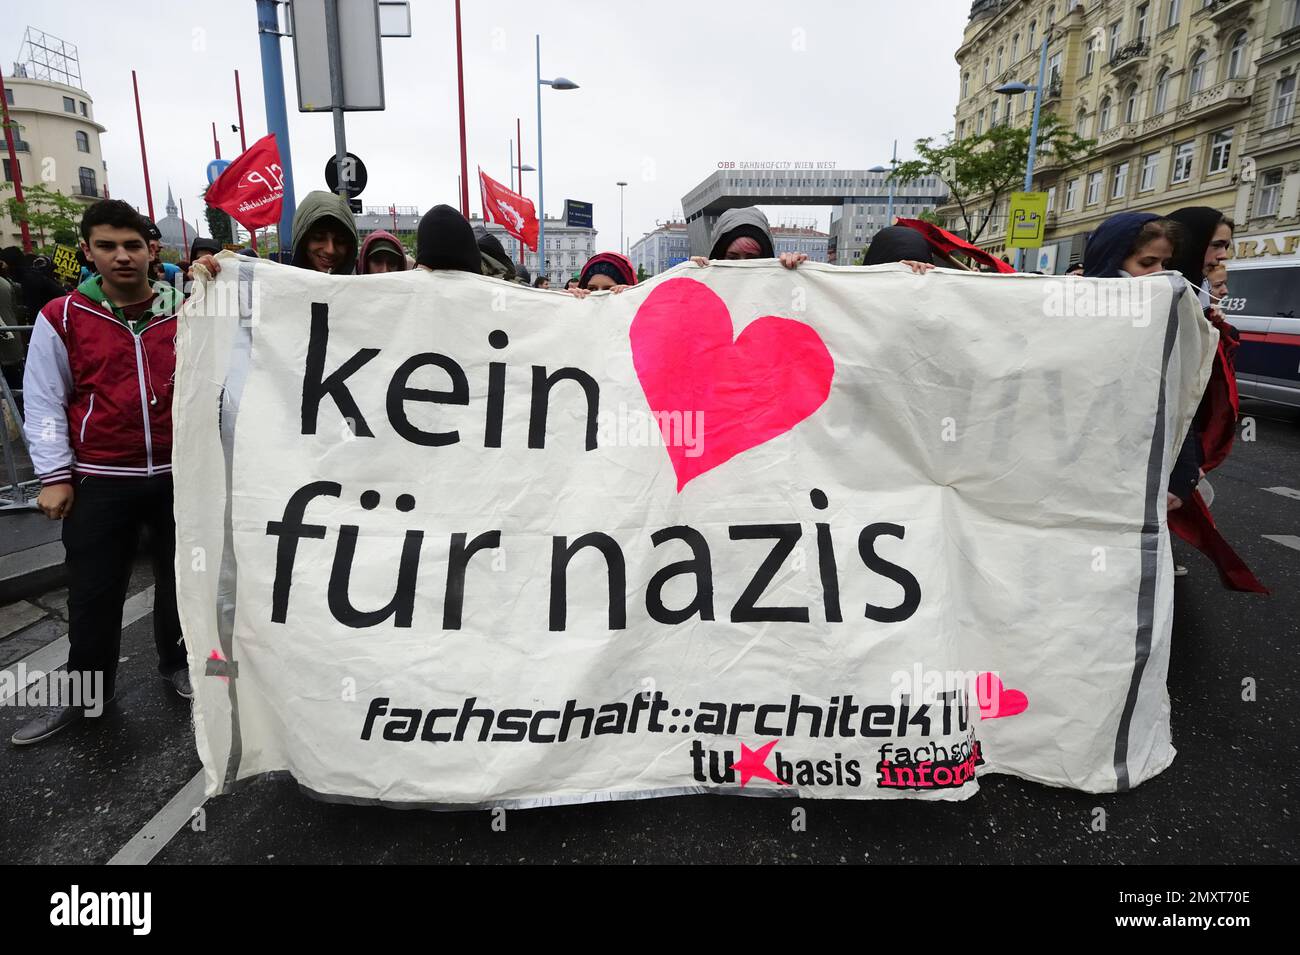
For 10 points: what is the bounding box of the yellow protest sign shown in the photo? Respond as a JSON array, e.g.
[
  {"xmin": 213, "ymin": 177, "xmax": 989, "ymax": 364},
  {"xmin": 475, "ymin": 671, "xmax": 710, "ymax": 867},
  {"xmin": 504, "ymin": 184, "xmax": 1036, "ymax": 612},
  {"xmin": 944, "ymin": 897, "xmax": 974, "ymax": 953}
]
[
  {"xmin": 52, "ymin": 245, "xmax": 81, "ymax": 283},
  {"xmin": 1007, "ymin": 192, "xmax": 1049, "ymax": 249}
]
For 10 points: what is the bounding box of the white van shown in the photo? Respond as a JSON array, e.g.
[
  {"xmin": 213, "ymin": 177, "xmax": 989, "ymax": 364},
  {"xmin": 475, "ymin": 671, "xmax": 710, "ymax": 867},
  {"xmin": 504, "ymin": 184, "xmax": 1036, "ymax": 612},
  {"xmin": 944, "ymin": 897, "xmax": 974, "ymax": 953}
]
[{"xmin": 1219, "ymin": 258, "xmax": 1300, "ymax": 408}]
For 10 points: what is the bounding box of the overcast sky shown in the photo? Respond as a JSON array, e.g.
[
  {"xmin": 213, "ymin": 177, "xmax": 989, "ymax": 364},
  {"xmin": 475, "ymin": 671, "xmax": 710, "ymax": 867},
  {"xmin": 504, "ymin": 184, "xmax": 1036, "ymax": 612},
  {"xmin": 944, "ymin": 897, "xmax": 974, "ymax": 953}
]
[{"xmin": 5, "ymin": 0, "xmax": 968, "ymax": 247}]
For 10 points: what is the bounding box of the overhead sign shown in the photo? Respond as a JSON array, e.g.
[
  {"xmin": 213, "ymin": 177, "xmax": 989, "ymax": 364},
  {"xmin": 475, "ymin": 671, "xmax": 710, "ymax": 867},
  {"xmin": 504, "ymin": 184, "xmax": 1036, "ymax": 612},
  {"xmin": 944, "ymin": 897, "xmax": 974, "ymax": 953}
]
[
  {"xmin": 324, "ymin": 152, "xmax": 369, "ymax": 197},
  {"xmin": 1007, "ymin": 191, "xmax": 1049, "ymax": 249},
  {"xmin": 564, "ymin": 199, "xmax": 593, "ymax": 229},
  {"xmin": 292, "ymin": 0, "xmax": 385, "ymax": 111},
  {"xmin": 176, "ymin": 262, "xmax": 1216, "ymax": 806}
]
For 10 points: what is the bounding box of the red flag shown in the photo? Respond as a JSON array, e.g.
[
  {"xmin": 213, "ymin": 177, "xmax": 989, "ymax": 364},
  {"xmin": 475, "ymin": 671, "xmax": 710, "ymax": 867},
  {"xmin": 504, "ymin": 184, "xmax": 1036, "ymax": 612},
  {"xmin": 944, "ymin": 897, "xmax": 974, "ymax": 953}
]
[
  {"xmin": 479, "ymin": 167, "xmax": 538, "ymax": 251},
  {"xmin": 893, "ymin": 217, "xmax": 1016, "ymax": 273},
  {"xmin": 204, "ymin": 134, "xmax": 285, "ymax": 231}
]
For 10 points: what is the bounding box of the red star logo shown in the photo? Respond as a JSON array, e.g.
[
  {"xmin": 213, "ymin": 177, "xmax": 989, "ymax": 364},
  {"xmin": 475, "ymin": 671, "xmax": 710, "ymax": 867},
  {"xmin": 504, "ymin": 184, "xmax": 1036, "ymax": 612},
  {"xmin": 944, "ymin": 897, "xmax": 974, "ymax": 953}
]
[{"xmin": 729, "ymin": 739, "xmax": 786, "ymax": 787}]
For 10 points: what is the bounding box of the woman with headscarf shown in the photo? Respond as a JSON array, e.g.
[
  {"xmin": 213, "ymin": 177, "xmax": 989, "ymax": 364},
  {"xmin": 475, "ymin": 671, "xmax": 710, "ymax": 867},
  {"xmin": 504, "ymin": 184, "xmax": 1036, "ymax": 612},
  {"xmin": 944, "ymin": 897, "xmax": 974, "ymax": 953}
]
[
  {"xmin": 1160, "ymin": 208, "xmax": 1263, "ymax": 591},
  {"xmin": 572, "ymin": 251, "xmax": 637, "ymax": 295},
  {"xmin": 1080, "ymin": 212, "xmax": 1180, "ymax": 278}
]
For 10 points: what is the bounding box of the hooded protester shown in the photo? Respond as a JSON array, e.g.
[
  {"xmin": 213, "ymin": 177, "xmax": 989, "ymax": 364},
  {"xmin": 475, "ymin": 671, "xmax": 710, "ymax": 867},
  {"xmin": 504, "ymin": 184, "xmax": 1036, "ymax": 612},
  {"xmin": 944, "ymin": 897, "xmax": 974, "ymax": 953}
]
[
  {"xmin": 708, "ymin": 206, "xmax": 776, "ymax": 260},
  {"xmin": 516, "ymin": 265, "xmax": 532, "ymax": 286},
  {"xmin": 1, "ymin": 246, "xmax": 64, "ymax": 317},
  {"xmin": 1081, "ymin": 212, "xmax": 1180, "ymax": 278},
  {"xmin": 358, "ymin": 230, "xmax": 410, "ymax": 274},
  {"xmin": 189, "ymin": 237, "xmax": 223, "ymax": 260},
  {"xmin": 578, "ymin": 251, "xmax": 637, "ymax": 291},
  {"xmin": 290, "ymin": 190, "xmax": 360, "ymax": 274},
  {"xmin": 472, "ymin": 226, "xmax": 516, "ymax": 280},
  {"xmin": 1167, "ymin": 206, "xmax": 1233, "ymax": 297},
  {"xmin": 415, "ymin": 204, "xmax": 480, "ymax": 273},
  {"xmin": 863, "ymin": 225, "xmax": 934, "ymax": 265}
]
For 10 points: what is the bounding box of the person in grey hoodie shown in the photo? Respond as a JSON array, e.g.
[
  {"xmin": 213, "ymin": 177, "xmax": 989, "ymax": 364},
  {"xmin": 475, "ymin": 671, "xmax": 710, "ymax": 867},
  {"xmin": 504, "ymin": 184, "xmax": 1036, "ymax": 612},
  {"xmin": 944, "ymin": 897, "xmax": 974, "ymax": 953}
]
[
  {"xmin": 689, "ymin": 206, "xmax": 805, "ymax": 269},
  {"xmin": 192, "ymin": 190, "xmax": 360, "ymax": 278}
]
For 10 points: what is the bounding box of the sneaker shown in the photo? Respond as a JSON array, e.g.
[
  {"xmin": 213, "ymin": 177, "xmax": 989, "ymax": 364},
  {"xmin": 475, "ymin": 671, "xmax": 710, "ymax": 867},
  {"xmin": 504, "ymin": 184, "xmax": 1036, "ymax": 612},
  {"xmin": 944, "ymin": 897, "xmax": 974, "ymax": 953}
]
[
  {"xmin": 165, "ymin": 668, "xmax": 194, "ymax": 700},
  {"xmin": 11, "ymin": 706, "xmax": 85, "ymax": 746},
  {"xmin": 1173, "ymin": 564, "xmax": 1188, "ymax": 577}
]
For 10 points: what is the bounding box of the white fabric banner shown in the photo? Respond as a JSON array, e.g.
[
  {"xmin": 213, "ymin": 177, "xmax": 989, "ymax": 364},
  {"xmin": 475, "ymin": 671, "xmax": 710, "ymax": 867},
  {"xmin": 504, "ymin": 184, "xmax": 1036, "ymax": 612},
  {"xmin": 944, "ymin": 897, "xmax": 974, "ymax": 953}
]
[{"xmin": 174, "ymin": 255, "xmax": 1216, "ymax": 806}]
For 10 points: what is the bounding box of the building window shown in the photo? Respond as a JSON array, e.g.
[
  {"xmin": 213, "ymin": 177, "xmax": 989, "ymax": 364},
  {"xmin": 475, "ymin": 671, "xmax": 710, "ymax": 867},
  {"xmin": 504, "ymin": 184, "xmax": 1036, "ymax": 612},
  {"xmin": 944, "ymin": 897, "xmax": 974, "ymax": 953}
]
[
  {"xmin": 1086, "ymin": 171, "xmax": 1102, "ymax": 205},
  {"xmin": 1274, "ymin": 74, "xmax": 1296, "ymax": 127},
  {"xmin": 1076, "ymin": 108, "xmax": 1089, "ymax": 137},
  {"xmin": 1136, "ymin": 3, "xmax": 1149, "ymax": 38},
  {"xmin": 1011, "ymin": 34, "xmax": 1020, "ymax": 62},
  {"xmin": 1188, "ymin": 50, "xmax": 1209, "ymax": 96},
  {"xmin": 1256, "ymin": 169, "xmax": 1283, "ymax": 217},
  {"xmin": 1207, "ymin": 128, "xmax": 1233, "ymax": 173},
  {"xmin": 1028, "ymin": 19, "xmax": 1037, "ymax": 49},
  {"xmin": 1139, "ymin": 152, "xmax": 1160, "ymax": 191},
  {"xmin": 1048, "ymin": 51, "xmax": 1062, "ymax": 86},
  {"xmin": 996, "ymin": 46, "xmax": 1004, "ymax": 74},
  {"xmin": 976, "ymin": 109, "xmax": 984, "ymax": 134},
  {"xmin": 983, "ymin": 58, "xmax": 990, "ymax": 83},
  {"xmin": 1226, "ymin": 31, "xmax": 1247, "ymax": 79},
  {"xmin": 1064, "ymin": 177, "xmax": 1079, "ymax": 210},
  {"xmin": 1171, "ymin": 141, "xmax": 1194, "ymax": 182},
  {"xmin": 1166, "ymin": 0, "xmax": 1181, "ymax": 30},
  {"xmin": 79, "ymin": 101, "xmax": 88, "ymax": 116},
  {"xmin": 3, "ymin": 89, "xmax": 12, "ymax": 106},
  {"xmin": 2, "ymin": 158, "xmax": 12, "ymax": 182},
  {"xmin": 1046, "ymin": 185, "xmax": 1056, "ymax": 212},
  {"xmin": 75, "ymin": 130, "xmax": 90, "ymax": 153},
  {"xmin": 1099, "ymin": 96, "xmax": 1113, "ymax": 131},
  {"xmin": 991, "ymin": 99, "xmax": 999, "ymax": 127},
  {"xmin": 1125, "ymin": 83, "xmax": 1139, "ymax": 123},
  {"xmin": 78, "ymin": 166, "xmax": 97, "ymax": 197},
  {"xmin": 1108, "ymin": 22, "xmax": 1122, "ymax": 60},
  {"xmin": 63, "ymin": 96, "xmax": 75, "ymax": 113},
  {"xmin": 1046, "ymin": 4, "xmax": 1056, "ymax": 26},
  {"xmin": 1153, "ymin": 69, "xmax": 1170, "ymax": 113},
  {"xmin": 1112, "ymin": 162, "xmax": 1130, "ymax": 199},
  {"xmin": 1084, "ymin": 40, "xmax": 1095, "ymax": 75},
  {"xmin": 962, "ymin": 72, "xmax": 970, "ymax": 98}
]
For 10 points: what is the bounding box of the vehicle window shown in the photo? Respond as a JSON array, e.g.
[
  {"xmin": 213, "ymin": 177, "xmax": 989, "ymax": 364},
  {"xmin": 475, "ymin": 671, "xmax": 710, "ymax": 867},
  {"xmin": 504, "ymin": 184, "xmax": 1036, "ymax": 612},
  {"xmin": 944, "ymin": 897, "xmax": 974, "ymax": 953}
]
[{"xmin": 1222, "ymin": 267, "xmax": 1300, "ymax": 318}]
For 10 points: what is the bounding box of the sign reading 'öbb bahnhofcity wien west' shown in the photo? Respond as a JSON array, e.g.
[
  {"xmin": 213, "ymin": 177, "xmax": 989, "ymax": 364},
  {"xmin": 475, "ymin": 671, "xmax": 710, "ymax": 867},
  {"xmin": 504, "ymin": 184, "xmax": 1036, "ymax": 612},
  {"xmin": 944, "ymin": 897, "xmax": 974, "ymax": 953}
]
[{"xmin": 174, "ymin": 257, "xmax": 1214, "ymax": 807}]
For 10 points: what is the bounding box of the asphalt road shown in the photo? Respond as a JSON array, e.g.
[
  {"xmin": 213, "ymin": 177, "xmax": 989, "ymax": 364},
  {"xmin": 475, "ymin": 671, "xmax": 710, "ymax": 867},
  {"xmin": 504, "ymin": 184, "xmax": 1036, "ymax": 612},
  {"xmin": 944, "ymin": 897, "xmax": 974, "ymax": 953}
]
[{"xmin": 1, "ymin": 400, "xmax": 1295, "ymax": 864}]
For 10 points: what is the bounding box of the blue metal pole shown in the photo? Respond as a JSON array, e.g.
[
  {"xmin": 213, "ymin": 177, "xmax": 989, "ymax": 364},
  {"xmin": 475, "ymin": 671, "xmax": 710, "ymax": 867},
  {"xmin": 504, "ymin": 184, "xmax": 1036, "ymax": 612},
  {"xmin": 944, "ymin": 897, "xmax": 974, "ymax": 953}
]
[
  {"xmin": 536, "ymin": 34, "xmax": 545, "ymax": 284},
  {"xmin": 256, "ymin": 0, "xmax": 297, "ymax": 254},
  {"xmin": 1017, "ymin": 31, "xmax": 1051, "ymax": 271}
]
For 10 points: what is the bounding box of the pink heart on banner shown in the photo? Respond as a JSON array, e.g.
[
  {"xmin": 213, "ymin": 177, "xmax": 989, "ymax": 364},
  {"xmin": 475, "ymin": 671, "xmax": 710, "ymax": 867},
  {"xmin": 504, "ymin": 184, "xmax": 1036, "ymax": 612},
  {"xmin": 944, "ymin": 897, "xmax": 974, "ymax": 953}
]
[
  {"xmin": 976, "ymin": 672, "xmax": 1029, "ymax": 719},
  {"xmin": 629, "ymin": 277, "xmax": 835, "ymax": 491}
]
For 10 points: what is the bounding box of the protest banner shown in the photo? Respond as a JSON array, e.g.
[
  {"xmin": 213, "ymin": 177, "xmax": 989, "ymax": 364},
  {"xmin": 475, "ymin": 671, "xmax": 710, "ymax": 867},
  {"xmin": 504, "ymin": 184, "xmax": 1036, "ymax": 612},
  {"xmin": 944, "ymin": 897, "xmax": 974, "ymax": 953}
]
[
  {"xmin": 175, "ymin": 258, "xmax": 1215, "ymax": 806},
  {"xmin": 51, "ymin": 245, "xmax": 80, "ymax": 284}
]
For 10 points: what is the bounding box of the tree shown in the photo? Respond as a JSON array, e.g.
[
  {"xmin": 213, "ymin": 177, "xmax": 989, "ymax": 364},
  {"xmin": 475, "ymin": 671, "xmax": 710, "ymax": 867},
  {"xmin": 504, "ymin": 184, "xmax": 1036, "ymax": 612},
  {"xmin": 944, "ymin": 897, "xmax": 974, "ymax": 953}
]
[
  {"xmin": 1, "ymin": 182, "xmax": 86, "ymax": 252},
  {"xmin": 892, "ymin": 113, "xmax": 1094, "ymax": 244},
  {"xmin": 202, "ymin": 185, "xmax": 233, "ymax": 246},
  {"xmin": 636, "ymin": 264, "xmax": 649, "ymax": 282}
]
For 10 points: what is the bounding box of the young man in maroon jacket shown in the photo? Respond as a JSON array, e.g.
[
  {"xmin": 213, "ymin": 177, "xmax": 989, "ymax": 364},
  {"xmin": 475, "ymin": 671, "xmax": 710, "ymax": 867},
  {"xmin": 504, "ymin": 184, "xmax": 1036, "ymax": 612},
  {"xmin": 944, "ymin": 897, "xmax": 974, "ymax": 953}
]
[{"xmin": 14, "ymin": 200, "xmax": 190, "ymax": 747}]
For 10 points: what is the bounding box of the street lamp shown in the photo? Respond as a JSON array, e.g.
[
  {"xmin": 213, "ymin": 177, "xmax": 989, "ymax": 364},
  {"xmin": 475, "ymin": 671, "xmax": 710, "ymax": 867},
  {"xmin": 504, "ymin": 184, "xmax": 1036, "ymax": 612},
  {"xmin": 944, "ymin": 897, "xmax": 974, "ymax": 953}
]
[
  {"xmin": 995, "ymin": 28, "xmax": 1052, "ymax": 271},
  {"xmin": 616, "ymin": 181, "xmax": 628, "ymax": 256},
  {"xmin": 508, "ymin": 137, "xmax": 536, "ymax": 262},
  {"xmin": 868, "ymin": 139, "xmax": 900, "ymax": 223},
  {"xmin": 536, "ymin": 35, "xmax": 578, "ymax": 284}
]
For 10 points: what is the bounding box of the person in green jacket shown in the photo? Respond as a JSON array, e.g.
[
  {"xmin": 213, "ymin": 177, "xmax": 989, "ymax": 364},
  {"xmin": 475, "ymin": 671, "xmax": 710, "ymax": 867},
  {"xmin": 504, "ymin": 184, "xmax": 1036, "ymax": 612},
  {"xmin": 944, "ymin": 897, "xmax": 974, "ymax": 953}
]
[{"xmin": 192, "ymin": 190, "xmax": 360, "ymax": 277}]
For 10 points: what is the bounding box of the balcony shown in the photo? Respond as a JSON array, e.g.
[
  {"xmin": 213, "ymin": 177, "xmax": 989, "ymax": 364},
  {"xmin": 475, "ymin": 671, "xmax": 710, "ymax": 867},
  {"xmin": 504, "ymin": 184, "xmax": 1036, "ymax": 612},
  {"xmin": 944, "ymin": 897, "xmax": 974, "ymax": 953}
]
[
  {"xmin": 1094, "ymin": 121, "xmax": 1140, "ymax": 154},
  {"xmin": 1178, "ymin": 77, "xmax": 1252, "ymax": 121},
  {"xmin": 1196, "ymin": 0, "xmax": 1253, "ymax": 24},
  {"xmin": 1043, "ymin": 75, "xmax": 1063, "ymax": 101},
  {"xmin": 1109, "ymin": 38, "xmax": 1150, "ymax": 73}
]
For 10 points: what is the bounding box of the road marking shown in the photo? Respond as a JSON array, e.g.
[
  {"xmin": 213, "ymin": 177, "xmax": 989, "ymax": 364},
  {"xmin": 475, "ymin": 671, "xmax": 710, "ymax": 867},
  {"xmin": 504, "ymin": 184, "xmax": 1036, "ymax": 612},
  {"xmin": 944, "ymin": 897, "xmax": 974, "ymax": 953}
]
[
  {"xmin": 1263, "ymin": 535, "xmax": 1300, "ymax": 553},
  {"xmin": 1263, "ymin": 487, "xmax": 1300, "ymax": 502},
  {"xmin": 107, "ymin": 771, "xmax": 208, "ymax": 866},
  {"xmin": 0, "ymin": 586, "xmax": 154, "ymax": 705}
]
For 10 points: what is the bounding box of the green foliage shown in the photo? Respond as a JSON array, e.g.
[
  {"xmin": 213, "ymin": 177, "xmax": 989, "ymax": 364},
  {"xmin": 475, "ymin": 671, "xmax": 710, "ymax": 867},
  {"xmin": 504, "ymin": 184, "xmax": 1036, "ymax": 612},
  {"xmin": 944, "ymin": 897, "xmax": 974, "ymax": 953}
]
[
  {"xmin": 636, "ymin": 264, "xmax": 649, "ymax": 282},
  {"xmin": 892, "ymin": 113, "xmax": 1094, "ymax": 243},
  {"xmin": 1, "ymin": 182, "xmax": 86, "ymax": 252},
  {"xmin": 202, "ymin": 185, "xmax": 234, "ymax": 246}
]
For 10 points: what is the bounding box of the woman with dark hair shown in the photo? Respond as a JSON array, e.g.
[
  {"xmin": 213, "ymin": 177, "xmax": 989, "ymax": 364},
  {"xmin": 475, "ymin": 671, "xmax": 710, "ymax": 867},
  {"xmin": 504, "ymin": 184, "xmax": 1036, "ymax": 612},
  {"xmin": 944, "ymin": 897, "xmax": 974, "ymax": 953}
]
[
  {"xmin": 1081, "ymin": 212, "xmax": 1180, "ymax": 278},
  {"xmin": 1158, "ymin": 208, "xmax": 1264, "ymax": 592}
]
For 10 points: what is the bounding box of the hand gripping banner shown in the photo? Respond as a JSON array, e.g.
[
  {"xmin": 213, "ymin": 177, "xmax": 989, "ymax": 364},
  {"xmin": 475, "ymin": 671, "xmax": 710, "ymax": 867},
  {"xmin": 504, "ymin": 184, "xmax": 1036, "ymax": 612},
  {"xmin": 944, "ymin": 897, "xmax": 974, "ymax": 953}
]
[{"xmin": 174, "ymin": 257, "xmax": 1216, "ymax": 807}]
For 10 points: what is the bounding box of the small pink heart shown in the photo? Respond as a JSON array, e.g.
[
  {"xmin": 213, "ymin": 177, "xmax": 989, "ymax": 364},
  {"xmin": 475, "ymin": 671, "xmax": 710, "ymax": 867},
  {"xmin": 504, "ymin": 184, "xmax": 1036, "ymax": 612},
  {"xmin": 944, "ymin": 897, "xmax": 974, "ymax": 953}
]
[
  {"xmin": 629, "ymin": 278, "xmax": 835, "ymax": 491},
  {"xmin": 976, "ymin": 672, "xmax": 1029, "ymax": 719}
]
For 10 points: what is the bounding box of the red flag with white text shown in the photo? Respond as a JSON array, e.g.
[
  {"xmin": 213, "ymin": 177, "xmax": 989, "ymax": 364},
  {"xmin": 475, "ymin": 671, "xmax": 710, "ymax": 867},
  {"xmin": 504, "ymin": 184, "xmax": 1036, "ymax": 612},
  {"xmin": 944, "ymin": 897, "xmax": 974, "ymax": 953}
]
[
  {"xmin": 204, "ymin": 134, "xmax": 285, "ymax": 231},
  {"xmin": 479, "ymin": 167, "xmax": 538, "ymax": 251}
]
